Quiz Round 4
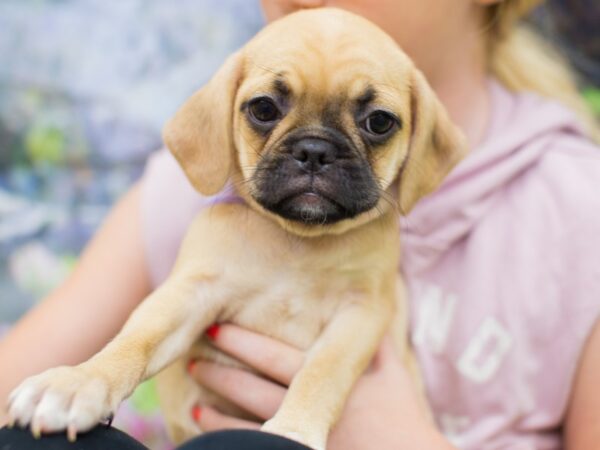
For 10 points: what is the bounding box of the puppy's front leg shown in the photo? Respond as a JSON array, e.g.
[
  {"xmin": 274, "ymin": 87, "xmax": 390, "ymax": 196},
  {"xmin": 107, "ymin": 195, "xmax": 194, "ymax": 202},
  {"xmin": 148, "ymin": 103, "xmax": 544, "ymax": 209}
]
[
  {"xmin": 7, "ymin": 273, "xmax": 219, "ymax": 440},
  {"xmin": 262, "ymin": 298, "xmax": 392, "ymax": 450}
]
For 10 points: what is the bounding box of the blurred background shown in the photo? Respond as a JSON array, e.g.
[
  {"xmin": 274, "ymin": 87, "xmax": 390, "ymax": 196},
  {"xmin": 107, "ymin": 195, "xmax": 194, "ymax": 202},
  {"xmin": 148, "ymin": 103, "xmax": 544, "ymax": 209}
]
[
  {"xmin": 0, "ymin": 1, "xmax": 263, "ymax": 447},
  {"xmin": 0, "ymin": 0, "xmax": 598, "ymax": 448}
]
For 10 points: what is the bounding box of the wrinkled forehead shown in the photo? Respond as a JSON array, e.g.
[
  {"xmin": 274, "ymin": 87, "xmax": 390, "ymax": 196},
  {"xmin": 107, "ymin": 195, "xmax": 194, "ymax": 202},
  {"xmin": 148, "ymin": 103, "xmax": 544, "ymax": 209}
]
[{"xmin": 238, "ymin": 17, "xmax": 413, "ymax": 107}]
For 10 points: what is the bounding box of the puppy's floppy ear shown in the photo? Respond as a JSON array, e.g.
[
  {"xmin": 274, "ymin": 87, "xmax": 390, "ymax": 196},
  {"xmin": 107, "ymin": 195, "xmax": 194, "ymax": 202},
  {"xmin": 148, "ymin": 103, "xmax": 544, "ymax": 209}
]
[
  {"xmin": 163, "ymin": 52, "xmax": 243, "ymax": 195},
  {"xmin": 398, "ymin": 69, "xmax": 467, "ymax": 213}
]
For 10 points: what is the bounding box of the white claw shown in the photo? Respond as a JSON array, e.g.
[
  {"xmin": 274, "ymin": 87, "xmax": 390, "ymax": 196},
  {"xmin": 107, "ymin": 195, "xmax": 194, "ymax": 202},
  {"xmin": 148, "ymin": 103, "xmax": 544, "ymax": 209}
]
[
  {"xmin": 31, "ymin": 421, "xmax": 42, "ymax": 439},
  {"xmin": 67, "ymin": 425, "xmax": 77, "ymax": 442}
]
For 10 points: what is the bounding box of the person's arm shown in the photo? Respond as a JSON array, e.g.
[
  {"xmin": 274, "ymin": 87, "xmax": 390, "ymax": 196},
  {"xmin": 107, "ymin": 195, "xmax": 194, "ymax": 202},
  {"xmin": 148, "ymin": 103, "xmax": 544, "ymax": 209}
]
[
  {"xmin": 0, "ymin": 182, "xmax": 152, "ymax": 425},
  {"xmin": 188, "ymin": 325, "xmax": 457, "ymax": 450},
  {"xmin": 564, "ymin": 319, "xmax": 600, "ymax": 450}
]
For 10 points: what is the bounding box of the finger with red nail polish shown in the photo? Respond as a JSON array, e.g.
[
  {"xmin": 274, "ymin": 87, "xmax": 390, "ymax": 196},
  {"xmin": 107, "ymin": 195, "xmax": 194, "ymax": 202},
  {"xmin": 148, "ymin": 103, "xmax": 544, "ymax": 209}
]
[
  {"xmin": 191, "ymin": 405, "xmax": 202, "ymax": 422},
  {"xmin": 206, "ymin": 324, "xmax": 220, "ymax": 340},
  {"xmin": 191, "ymin": 404, "xmax": 261, "ymax": 432}
]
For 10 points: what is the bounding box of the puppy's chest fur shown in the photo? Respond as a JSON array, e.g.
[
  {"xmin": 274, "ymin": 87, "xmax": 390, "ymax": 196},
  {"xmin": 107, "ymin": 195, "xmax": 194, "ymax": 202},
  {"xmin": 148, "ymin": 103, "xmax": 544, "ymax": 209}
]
[
  {"xmin": 156, "ymin": 202, "xmax": 401, "ymax": 442},
  {"xmin": 223, "ymin": 278, "xmax": 342, "ymax": 349},
  {"xmin": 176, "ymin": 203, "xmax": 398, "ymax": 345}
]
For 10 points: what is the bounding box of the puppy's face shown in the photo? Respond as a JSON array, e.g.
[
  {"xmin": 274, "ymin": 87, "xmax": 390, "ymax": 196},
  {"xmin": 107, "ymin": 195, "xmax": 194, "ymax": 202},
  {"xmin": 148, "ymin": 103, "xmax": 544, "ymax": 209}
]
[
  {"xmin": 164, "ymin": 8, "xmax": 466, "ymax": 236},
  {"xmin": 236, "ymin": 42, "xmax": 410, "ymax": 229}
]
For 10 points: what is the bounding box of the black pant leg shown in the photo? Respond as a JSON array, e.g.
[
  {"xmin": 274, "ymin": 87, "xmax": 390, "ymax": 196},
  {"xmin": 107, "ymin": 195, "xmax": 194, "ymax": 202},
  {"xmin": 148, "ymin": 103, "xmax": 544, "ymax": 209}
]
[
  {"xmin": 178, "ymin": 430, "xmax": 314, "ymax": 450},
  {"xmin": 0, "ymin": 425, "xmax": 149, "ymax": 450}
]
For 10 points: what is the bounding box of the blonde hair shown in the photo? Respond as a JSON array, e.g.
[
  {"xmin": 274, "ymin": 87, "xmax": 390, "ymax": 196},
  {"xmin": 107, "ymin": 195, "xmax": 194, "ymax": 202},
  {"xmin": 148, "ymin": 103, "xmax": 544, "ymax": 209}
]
[{"xmin": 487, "ymin": 0, "xmax": 600, "ymax": 142}]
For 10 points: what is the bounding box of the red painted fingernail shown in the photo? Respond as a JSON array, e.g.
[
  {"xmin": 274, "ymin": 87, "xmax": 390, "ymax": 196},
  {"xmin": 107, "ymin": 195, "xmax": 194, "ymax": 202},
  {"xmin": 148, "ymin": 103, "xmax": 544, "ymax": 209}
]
[
  {"xmin": 206, "ymin": 324, "xmax": 220, "ymax": 340},
  {"xmin": 191, "ymin": 405, "xmax": 202, "ymax": 422},
  {"xmin": 187, "ymin": 360, "xmax": 197, "ymax": 374}
]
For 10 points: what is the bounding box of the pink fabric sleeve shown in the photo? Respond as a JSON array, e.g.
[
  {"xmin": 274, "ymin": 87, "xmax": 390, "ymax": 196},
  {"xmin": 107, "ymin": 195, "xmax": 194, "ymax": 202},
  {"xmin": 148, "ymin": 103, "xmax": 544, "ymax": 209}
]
[{"xmin": 140, "ymin": 149, "xmax": 211, "ymax": 287}]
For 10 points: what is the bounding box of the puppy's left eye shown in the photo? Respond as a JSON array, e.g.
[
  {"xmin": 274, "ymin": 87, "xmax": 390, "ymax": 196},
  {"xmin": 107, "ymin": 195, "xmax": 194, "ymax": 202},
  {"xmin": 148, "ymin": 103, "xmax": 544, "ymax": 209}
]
[
  {"xmin": 248, "ymin": 97, "xmax": 281, "ymax": 123},
  {"xmin": 363, "ymin": 111, "xmax": 397, "ymax": 136}
]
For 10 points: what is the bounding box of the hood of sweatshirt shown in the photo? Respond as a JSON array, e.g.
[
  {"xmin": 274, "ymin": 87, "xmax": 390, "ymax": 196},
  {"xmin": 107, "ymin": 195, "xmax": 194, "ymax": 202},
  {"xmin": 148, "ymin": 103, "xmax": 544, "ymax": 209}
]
[{"xmin": 400, "ymin": 80, "xmax": 591, "ymax": 275}]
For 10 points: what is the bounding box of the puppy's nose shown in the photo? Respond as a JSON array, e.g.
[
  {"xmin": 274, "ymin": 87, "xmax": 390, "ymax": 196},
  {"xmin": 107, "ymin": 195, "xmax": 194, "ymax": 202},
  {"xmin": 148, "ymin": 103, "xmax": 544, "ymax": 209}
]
[{"xmin": 291, "ymin": 138, "xmax": 337, "ymax": 171}]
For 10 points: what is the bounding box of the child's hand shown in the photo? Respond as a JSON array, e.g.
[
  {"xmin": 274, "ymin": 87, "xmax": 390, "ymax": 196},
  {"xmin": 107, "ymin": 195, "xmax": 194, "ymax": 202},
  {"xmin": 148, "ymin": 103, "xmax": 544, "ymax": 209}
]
[{"xmin": 188, "ymin": 324, "xmax": 456, "ymax": 450}]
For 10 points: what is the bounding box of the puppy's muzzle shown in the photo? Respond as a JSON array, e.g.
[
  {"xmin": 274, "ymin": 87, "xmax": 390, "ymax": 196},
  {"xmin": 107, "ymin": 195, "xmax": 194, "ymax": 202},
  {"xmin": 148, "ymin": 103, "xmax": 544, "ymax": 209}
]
[{"xmin": 252, "ymin": 130, "xmax": 381, "ymax": 225}]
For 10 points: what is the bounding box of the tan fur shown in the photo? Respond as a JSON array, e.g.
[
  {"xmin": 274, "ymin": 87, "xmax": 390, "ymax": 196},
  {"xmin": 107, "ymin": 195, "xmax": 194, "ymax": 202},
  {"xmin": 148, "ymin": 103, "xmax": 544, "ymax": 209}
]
[
  {"xmin": 163, "ymin": 52, "xmax": 242, "ymax": 195},
  {"xmin": 398, "ymin": 69, "xmax": 467, "ymax": 213},
  {"xmin": 8, "ymin": 8, "xmax": 466, "ymax": 450}
]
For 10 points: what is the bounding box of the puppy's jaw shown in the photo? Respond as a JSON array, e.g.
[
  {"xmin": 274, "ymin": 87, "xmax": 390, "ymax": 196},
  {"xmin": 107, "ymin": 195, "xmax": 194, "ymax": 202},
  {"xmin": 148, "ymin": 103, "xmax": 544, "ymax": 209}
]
[
  {"xmin": 251, "ymin": 161, "xmax": 381, "ymax": 226},
  {"xmin": 283, "ymin": 198, "xmax": 393, "ymax": 237},
  {"xmin": 236, "ymin": 184, "xmax": 395, "ymax": 238}
]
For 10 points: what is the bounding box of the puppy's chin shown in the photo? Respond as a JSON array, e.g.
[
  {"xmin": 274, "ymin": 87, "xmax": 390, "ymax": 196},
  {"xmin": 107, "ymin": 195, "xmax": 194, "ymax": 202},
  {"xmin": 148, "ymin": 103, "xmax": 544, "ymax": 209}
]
[
  {"xmin": 266, "ymin": 192, "xmax": 352, "ymax": 225},
  {"xmin": 245, "ymin": 186, "xmax": 391, "ymax": 238},
  {"xmin": 258, "ymin": 197, "xmax": 392, "ymax": 238}
]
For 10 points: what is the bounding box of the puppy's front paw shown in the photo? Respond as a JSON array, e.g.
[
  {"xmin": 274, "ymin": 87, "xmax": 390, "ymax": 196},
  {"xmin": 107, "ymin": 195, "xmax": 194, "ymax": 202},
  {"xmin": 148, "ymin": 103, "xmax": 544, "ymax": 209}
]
[
  {"xmin": 262, "ymin": 417, "xmax": 327, "ymax": 450},
  {"xmin": 7, "ymin": 365, "xmax": 116, "ymax": 440}
]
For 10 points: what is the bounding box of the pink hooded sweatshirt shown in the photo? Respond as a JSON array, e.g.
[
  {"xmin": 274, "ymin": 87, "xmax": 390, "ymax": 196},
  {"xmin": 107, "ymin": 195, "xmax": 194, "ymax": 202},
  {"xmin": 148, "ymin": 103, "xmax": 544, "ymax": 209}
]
[{"xmin": 141, "ymin": 81, "xmax": 600, "ymax": 449}]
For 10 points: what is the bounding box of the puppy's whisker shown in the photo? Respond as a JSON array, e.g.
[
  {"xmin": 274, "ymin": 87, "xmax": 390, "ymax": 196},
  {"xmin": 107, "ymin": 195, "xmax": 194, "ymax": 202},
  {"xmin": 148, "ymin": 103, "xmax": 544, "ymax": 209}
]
[
  {"xmin": 239, "ymin": 135, "xmax": 262, "ymax": 158},
  {"xmin": 246, "ymin": 56, "xmax": 294, "ymax": 77},
  {"xmin": 246, "ymin": 166, "xmax": 273, "ymax": 173},
  {"xmin": 379, "ymin": 190, "xmax": 394, "ymax": 204},
  {"xmin": 370, "ymin": 150, "xmax": 391, "ymax": 164},
  {"xmin": 230, "ymin": 179, "xmax": 252, "ymax": 190},
  {"xmin": 238, "ymin": 165, "xmax": 264, "ymax": 173},
  {"xmin": 380, "ymin": 197, "xmax": 398, "ymax": 212}
]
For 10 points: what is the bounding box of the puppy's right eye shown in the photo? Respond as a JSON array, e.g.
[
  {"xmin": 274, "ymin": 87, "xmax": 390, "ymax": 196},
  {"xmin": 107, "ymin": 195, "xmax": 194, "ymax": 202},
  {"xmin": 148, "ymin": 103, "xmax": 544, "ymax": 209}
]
[{"xmin": 248, "ymin": 97, "xmax": 281, "ymax": 123}]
